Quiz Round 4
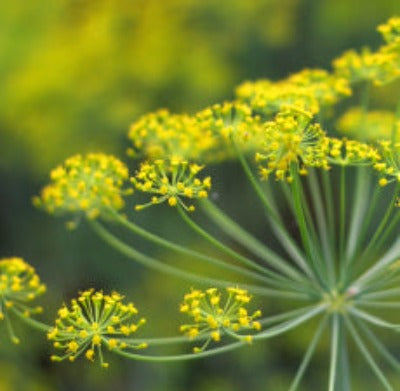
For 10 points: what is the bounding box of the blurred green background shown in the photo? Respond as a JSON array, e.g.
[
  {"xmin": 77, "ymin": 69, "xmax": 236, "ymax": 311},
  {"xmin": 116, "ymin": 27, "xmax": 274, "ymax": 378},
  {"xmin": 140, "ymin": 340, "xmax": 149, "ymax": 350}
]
[{"xmin": 1, "ymin": 1, "xmax": 400, "ymax": 390}]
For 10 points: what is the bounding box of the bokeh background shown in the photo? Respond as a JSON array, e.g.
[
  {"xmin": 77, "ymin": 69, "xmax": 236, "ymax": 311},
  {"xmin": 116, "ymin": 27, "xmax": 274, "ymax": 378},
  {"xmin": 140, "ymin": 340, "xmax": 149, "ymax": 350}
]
[{"xmin": 1, "ymin": 1, "xmax": 400, "ymax": 390}]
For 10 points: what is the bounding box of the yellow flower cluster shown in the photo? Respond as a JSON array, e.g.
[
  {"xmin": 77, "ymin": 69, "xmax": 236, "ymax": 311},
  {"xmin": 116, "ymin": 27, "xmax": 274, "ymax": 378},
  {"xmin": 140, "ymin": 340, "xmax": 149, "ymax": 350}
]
[
  {"xmin": 333, "ymin": 48, "xmax": 399, "ymax": 86},
  {"xmin": 333, "ymin": 18, "xmax": 400, "ymax": 86},
  {"xmin": 128, "ymin": 103, "xmax": 266, "ymax": 164},
  {"xmin": 235, "ymin": 69, "xmax": 351, "ymax": 117},
  {"xmin": 194, "ymin": 101, "xmax": 265, "ymax": 152},
  {"xmin": 128, "ymin": 109, "xmax": 217, "ymax": 162},
  {"xmin": 0, "ymin": 258, "xmax": 46, "ymax": 343},
  {"xmin": 337, "ymin": 107, "xmax": 400, "ymax": 141},
  {"xmin": 378, "ymin": 16, "xmax": 400, "ymax": 44},
  {"xmin": 180, "ymin": 287, "xmax": 261, "ymax": 352},
  {"xmin": 132, "ymin": 159, "xmax": 211, "ymax": 211},
  {"xmin": 255, "ymin": 109, "xmax": 329, "ymax": 181},
  {"xmin": 326, "ymin": 138, "xmax": 381, "ymax": 167},
  {"xmin": 48, "ymin": 289, "xmax": 147, "ymax": 367},
  {"xmin": 34, "ymin": 153, "xmax": 131, "ymax": 221},
  {"xmin": 373, "ymin": 141, "xmax": 400, "ymax": 186}
]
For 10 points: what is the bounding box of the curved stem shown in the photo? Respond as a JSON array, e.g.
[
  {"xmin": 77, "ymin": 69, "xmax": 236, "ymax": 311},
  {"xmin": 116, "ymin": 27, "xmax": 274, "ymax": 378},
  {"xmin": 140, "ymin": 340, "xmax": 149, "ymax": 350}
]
[
  {"xmin": 200, "ymin": 199, "xmax": 313, "ymax": 286},
  {"xmin": 113, "ymin": 341, "xmax": 245, "ymax": 362},
  {"xmin": 345, "ymin": 315, "xmax": 394, "ymax": 391},
  {"xmin": 231, "ymin": 139, "xmax": 315, "ymax": 280},
  {"xmin": 348, "ymin": 306, "xmax": 400, "ymax": 329},
  {"xmin": 111, "ymin": 208, "xmax": 292, "ymax": 290},
  {"xmin": 89, "ymin": 220, "xmax": 310, "ymax": 300},
  {"xmin": 11, "ymin": 308, "xmax": 50, "ymax": 333},
  {"xmin": 355, "ymin": 317, "xmax": 400, "ymax": 372},
  {"xmin": 254, "ymin": 304, "xmax": 327, "ymax": 340}
]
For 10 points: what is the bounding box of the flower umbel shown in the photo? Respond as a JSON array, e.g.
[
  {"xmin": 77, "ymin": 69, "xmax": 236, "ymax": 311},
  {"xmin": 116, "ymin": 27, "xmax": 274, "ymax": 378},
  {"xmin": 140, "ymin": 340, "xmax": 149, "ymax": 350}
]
[
  {"xmin": 255, "ymin": 109, "xmax": 329, "ymax": 181},
  {"xmin": 0, "ymin": 258, "xmax": 46, "ymax": 343},
  {"xmin": 132, "ymin": 158, "xmax": 211, "ymax": 211},
  {"xmin": 180, "ymin": 287, "xmax": 261, "ymax": 352},
  {"xmin": 48, "ymin": 289, "xmax": 147, "ymax": 367},
  {"xmin": 33, "ymin": 153, "xmax": 131, "ymax": 222}
]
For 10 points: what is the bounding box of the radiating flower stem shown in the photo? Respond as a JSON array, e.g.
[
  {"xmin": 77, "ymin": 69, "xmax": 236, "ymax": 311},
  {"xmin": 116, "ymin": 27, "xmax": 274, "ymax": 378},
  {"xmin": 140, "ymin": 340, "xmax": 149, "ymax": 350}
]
[
  {"xmin": 345, "ymin": 315, "xmax": 394, "ymax": 390},
  {"xmin": 328, "ymin": 314, "xmax": 339, "ymax": 391},
  {"xmin": 89, "ymin": 219, "xmax": 310, "ymax": 300},
  {"xmin": 289, "ymin": 315, "xmax": 328, "ymax": 391},
  {"xmin": 10, "ymin": 308, "xmax": 50, "ymax": 333}
]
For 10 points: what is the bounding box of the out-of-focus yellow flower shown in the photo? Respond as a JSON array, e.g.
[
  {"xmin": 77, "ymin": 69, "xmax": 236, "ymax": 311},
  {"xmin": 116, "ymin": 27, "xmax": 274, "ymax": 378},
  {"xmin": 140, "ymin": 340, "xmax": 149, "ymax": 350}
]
[
  {"xmin": 34, "ymin": 153, "xmax": 131, "ymax": 221},
  {"xmin": 0, "ymin": 257, "xmax": 46, "ymax": 343}
]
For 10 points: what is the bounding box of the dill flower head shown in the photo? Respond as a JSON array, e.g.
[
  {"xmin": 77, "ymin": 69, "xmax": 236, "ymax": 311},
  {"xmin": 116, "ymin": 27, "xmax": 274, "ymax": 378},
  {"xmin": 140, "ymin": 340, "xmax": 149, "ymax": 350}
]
[
  {"xmin": 325, "ymin": 137, "xmax": 381, "ymax": 167},
  {"xmin": 373, "ymin": 140, "xmax": 400, "ymax": 186},
  {"xmin": 179, "ymin": 287, "xmax": 261, "ymax": 352},
  {"xmin": 333, "ymin": 47, "xmax": 400, "ymax": 86},
  {"xmin": 255, "ymin": 109, "xmax": 329, "ymax": 181},
  {"xmin": 236, "ymin": 79, "xmax": 319, "ymax": 118},
  {"xmin": 48, "ymin": 289, "xmax": 147, "ymax": 367},
  {"xmin": 337, "ymin": 107, "xmax": 399, "ymax": 141},
  {"xmin": 127, "ymin": 109, "xmax": 217, "ymax": 162},
  {"xmin": 377, "ymin": 16, "xmax": 400, "ymax": 45},
  {"xmin": 194, "ymin": 101, "xmax": 265, "ymax": 156},
  {"xmin": 34, "ymin": 153, "xmax": 131, "ymax": 221},
  {"xmin": 285, "ymin": 68, "xmax": 352, "ymax": 106},
  {"xmin": 0, "ymin": 258, "xmax": 46, "ymax": 343},
  {"xmin": 132, "ymin": 158, "xmax": 211, "ymax": 211}
]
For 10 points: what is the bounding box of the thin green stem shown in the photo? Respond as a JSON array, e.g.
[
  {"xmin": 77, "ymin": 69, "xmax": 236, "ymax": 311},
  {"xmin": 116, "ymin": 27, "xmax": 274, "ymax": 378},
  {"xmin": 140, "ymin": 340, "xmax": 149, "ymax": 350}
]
[
  {"xmin": 307, "ymin": 169, "xmax": 335, "ymax": 286},
  {"xmin": 289, "ymin": 315, "xmax": 328, "ymax": 391},
  {"xmin": 112, "ymin": 208, "xmax": 293, "ymax": 290},
  {"xmin": 231, "ymin": 139, "xmax": 315, "ymax": 280},
  {"xmin": 339, "ymin": 165, "xmax": 346, "ymax": 272},
  {"xmin": 359, "ymin": 185, "xmax": 399, "ymax": 265},
  {"xmin": 348, "ymin": 306, "xmax": 400, "ymax": 329},
  {"xmin": 328, "ymin": 314, "xmax": 339, "ymax": 391},
  {"xmin": 345, "ymin": 315, "xmax": 394, "ymax": 391},
  {"xmin": 176, "ymin": 205, "xmax": 304, "ymax": 290},
  {"xmin": 337, "ymin": 316, "xmax": 351, "ymax": 391},
  {"xmin": 290, "ymin": 168, "xmax": 327, "ymax": 288},
  {"xmin": 200, "ymin": 199, "xmax": 313, "ymax": 286},
  {"xmin": 113, "ymin": 340, "xmax": 245, "ymax": 362},
  {"xmin": 89, "ymin": 220, "xmax": 310, "ymax": 300},
  {"xmin": 10, "ymin": 308, "xmax": 50, "ymax": 333},
  {"xmin": 355, "ymin": 318, "xmax": 400, "ymax": 372},
  {"xmin": 254, "ymin": 304, "xmax": 327, "ymax": 341}
]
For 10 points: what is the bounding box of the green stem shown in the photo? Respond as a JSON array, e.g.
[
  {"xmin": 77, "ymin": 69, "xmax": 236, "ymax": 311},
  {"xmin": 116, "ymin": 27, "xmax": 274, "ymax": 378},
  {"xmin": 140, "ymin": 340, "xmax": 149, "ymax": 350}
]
[
  {"xmin": 114, "ymin": 340, "xmax": 245, "ymax": 362},
  {"xmin": 337, "ymin": 316, "xmax": 351, "ymax": 391},
  {"xmin": 345, "ymin": 315, "xmax": 394, "ymax": 391},
  {"xmin": 328, "ymin": 314, "xmax": 339, "ymax": 391},
  {"xmin": 114, "ymin": 304, "xmax": 327, "ymax": 363},
  {"xmin": 254, "ymin": 304, "xmax": 327, "ymax": 341},
  {"xmin": 307, "ymin": 169, "xmax": 335, "ymax": 286},
  {"xmin": 11, "ymin": 308, "xmax": 50, "ymax": 333},
  {"xmin": 339, "ymin": 165, "xmax": 346, "ymax": 272},
  {"xmin": 290, "ymin": 167, "xmax": 327, "ymax": 288},
  {"xmin": 176, "ymin": 205, "xmax": 302, "ymax": 290},
  {"xmin": 355, "ymin": 318, "xmax": 400, "ymax": 372},
  {"xmin": 200, "ymin": 199, "xmax": 312, "ymax": 286},
  {"xmin": 359, "ymin": 185, "xmax": 399, "ymax": 266},
  {"xmin": 231, "ymin": 139, "xmax": 315, "ymax": 280},
  {"xmin": 289, "ymin": 315, "xmax": 328, "ymax": 391},
  {"xmin": 348, "ymin": 306, "xmax": 400, "ymax": 329},
  {"xmin": 89, "ymin": 220, "xmax": 310, "ymax": 300},
  {"xmin": 345, "ymin": 167, "xmax": 370, "ymax": 264},
  {"xmin": 112, "ymin": 209, "xmax": 292, "ymax": 290}
]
